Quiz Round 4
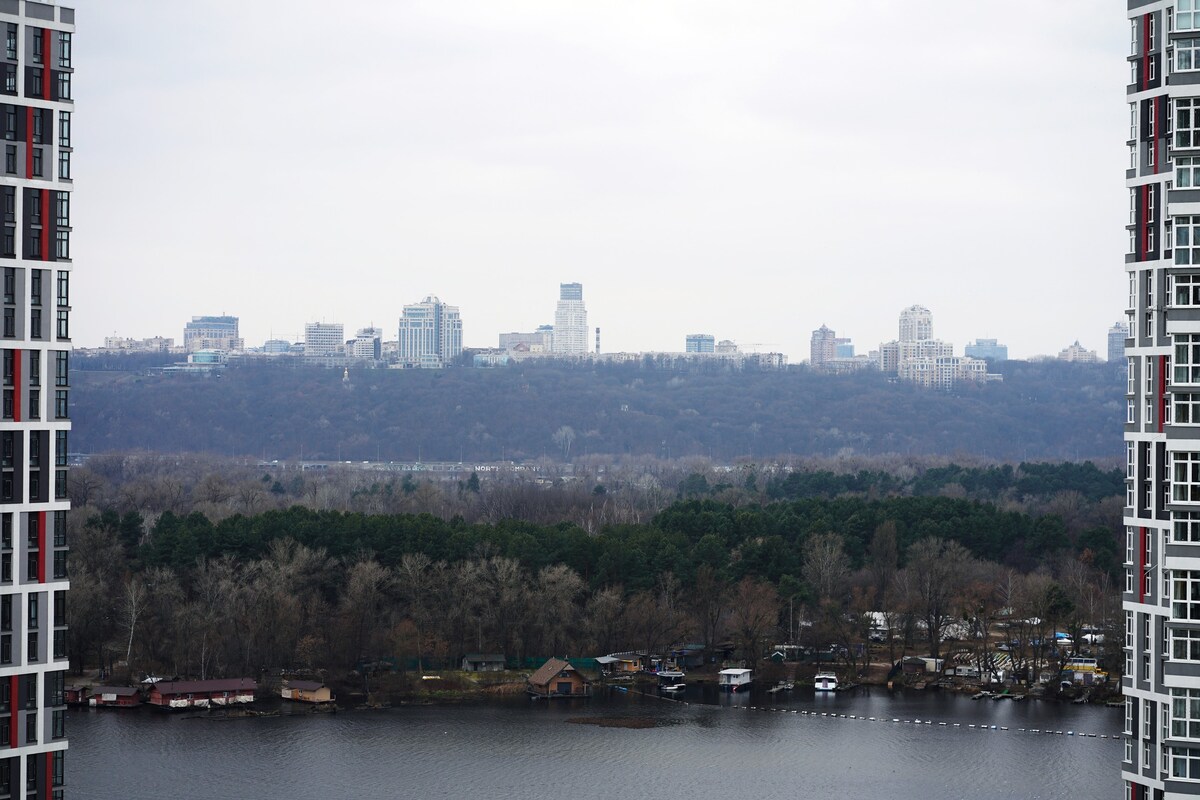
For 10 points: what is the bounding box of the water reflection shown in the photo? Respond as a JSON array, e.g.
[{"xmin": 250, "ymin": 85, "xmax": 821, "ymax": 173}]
[{"xmin": 69, "ymin": 688, "xmax": 1120, "ymax": 800}]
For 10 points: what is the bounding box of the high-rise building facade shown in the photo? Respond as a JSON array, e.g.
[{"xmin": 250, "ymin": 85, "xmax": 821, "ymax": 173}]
[
  {"xmin": 1111, "ymin": 321, "xmax": 1131, "ymax": 363},
  {"xmin": 350, "ymin": 327, "xmax": 382, "ymax": 360},
  {"xmin": 898, "ymin": 305, "xmax": 933, "ymax": 343},
  {"xmin": 0, "ymin": 4, "xmax": 74, "ymax": 798},
  {"xmin": 1123, "ymin": 5, "xmax": 1200, "ymax": 796},
  {"xmin": 964, "ymin": 338, "xmax": 1008, "ymax": 361},
  {"xmin": 398, "ymin": 296, "xmax": 462, "ymax": 367},
  {"xmin": 685, "ymin": 333, "xmax": 715, "ymax": 353},
  {"xmin": 303, "ymin": 322, "xmax": 343, "ymax": 357},
  {"xmin": 183, "ymin": 315, "xmax": 241, "ymax": 353},
  {"xmin": 552, "ymin": 283, "xmax": 587, "ymax": 354}
]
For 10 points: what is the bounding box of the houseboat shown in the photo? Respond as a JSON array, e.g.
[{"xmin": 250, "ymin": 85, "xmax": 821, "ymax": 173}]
[
  {"xmin": 814, "ymin": 672, "xmax": 839, "ymax": 692},
  {"xmin": 718, "ymin": 668, "xmax": 752, "ymax": 692},
  {"xmin": 88, "ymin": 686, "xmax": 142, "ymax": 708},
  {"xmin": 280, "ymin": 680, "xmax": 334, "ymax": 704},
  {"xmin": 527, "ymin": 657, "xmax": 591, "ymax": 699},
  {"xmin": 148, "ymin": 678, "xmax": 258, "ymax": 710}
]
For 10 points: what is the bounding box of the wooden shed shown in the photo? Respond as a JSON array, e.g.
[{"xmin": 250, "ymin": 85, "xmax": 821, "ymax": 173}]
[
  {"xmin": 526, "ymin": 658, "xmax": 591, "ymax": 699},
  {"xmin": 461, "ymin": 654, "xmax": 506, "ymax": 672},
  {"xmin": 88, "ymin": 686, "xmax": 142, "ymax": 708}
]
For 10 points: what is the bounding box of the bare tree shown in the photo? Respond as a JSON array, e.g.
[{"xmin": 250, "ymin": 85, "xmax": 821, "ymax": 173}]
[{"xmin": 906, "ymin": 537, "xmax": 970, "ymax": 660}]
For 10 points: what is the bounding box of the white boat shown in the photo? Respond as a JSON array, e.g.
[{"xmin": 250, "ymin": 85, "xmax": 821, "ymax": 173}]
[
  {"xmin": 661, "ymin": 683, "xmax": 686, "ymax": 693},
  {"xmin": 814, "ymin": 672, "xmax": 839, "ymax": 692}
]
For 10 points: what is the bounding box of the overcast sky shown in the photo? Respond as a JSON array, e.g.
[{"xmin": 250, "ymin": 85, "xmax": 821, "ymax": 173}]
[{"xmin": 69, "ymin": 1, "xmax": 1127, "ymax": 360}]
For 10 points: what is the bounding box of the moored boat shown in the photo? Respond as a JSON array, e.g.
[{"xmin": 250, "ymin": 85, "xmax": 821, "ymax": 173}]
[{"xmin": 814, "ymin": 672, "xmax": 838, "ymax": 692}]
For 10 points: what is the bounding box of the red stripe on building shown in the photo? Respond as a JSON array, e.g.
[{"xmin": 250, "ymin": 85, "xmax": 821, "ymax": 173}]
[
  {"xmin": 1140, "ymin": 526, "xmax": 1147, "ymax": 603},
  {"xmin": 44, "ymin": 750, "xmax": 51, "ymax": 792},
  {"xmin": 1143, "ymin": 184, "xmax": 1151, "ymax": 257},
  {"xmin": 37, "ymin": 510, "xmax": 45, "ymax": 583},
  {"xmin": 12, "ymin": 347, "xmax": 21, "ymax": 423},
  {"xmin": 1160, "ymin": 355, "xmax": 1168, "ymax": 433}
]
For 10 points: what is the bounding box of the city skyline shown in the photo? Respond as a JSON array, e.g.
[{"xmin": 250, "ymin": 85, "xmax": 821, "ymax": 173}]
[{"xmin": 70, "ymin": 2, "xmax": 1127, "ymax": 362}]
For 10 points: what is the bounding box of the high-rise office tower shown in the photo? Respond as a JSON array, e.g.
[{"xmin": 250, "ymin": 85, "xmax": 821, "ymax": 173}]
[
  {"xmin": 685, "ymin": 334, "xmax": 715, "ymax": 353},
  {"xmin": 303, "ymin": 322, "xmax": 344, "ymax": 357},
  {"xmin": 552, "ymin": 283, "xmax": 587, "ymax": 354},
  {"xmin": 398, "ymin": 296, "xmax": 462, "ymax": 367},
  {"xmin": 1124, "ymin": 4, "xmax": 1200, "ymax": 796},
  {"xmin": 810, "ymin": 325, "xmax": 837, "ymax": 369},
  {"xmin": 0, "ymin": 4, "xmax": 74, "ymax": 798}
]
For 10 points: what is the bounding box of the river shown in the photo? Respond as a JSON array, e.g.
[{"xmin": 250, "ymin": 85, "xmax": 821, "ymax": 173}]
[{"xmin": 68, "ymin": 686, "xmax": 1121, "ymax": 800}]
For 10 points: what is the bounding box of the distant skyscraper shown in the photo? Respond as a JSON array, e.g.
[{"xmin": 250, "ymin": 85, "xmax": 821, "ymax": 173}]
[
  {"xmin": 1108, "ymin": 321, "xmax": 1129, "ymax": 362},
  {"xmin": 184, "ymin": 315, "xmax": 242, "ymax": 352},
  {"xmin": 898, "ymin": 305, "xmax": 933, "ymax": 343},
  {"xmin": 964, "ymin": 338, "xmax": 1008, "ymax": 361},
  {"xmin": 398, "ymin": 296, "xmax": 463, "ymax": 367},
  {"xmin": 304, "ymin": 322, "xmax": 344, "ymax": 357},
  {"xmin": 553, "ymin": 283, "xmax": 587, "ymax": 354},
  {"xmin": 810, "ymin": 325, "xmax": 838, "ymax": 369},
  {"xmin": 685, "ymin": 334, "xmax": 715, "ymax": 353}
]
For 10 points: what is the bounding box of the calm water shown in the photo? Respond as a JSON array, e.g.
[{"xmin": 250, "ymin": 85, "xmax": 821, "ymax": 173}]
[{"xmin": 67, "ymin": 686, "xmax": 1121, "ymax": 800}]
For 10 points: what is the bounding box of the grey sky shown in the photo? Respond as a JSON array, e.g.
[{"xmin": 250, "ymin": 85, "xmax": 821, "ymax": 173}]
[{"xmin": 71, "ymin": 1, "xmax": 1127, "ymax": 360}]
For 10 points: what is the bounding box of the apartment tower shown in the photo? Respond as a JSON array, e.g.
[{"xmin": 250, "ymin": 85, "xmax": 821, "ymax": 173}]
[
  {"xmin": 397, "ymin": 296, "xmax": 462, "ymax": 367},
  {"xmin": 0, "ymin": 3, "xmax": 73, "ymax": 799},
  {"xmin": 1124, "ymin": 2, "xmax": 1200, "ymax": 796}
]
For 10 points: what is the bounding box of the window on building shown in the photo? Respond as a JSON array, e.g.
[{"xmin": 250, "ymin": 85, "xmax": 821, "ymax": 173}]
[
  {"xmin": 1177, "ymin": 453, "xmax": 1200, "ymax": 502},
  {"xmin": 1175, "ymin": 629, "xmax": 1200, "ymax": 661},
  {"xmin": 54, "ymin": 431, "xmax": 65, "ymax": 467},
  {"xmin": 1174, "ymin": 747, "xmax": 1200, "ymax": 779},
  {"xmin": 29, "ymin": 309, "xmax": 40, "ymax": 340},
  {"xmin": 51, "ymin": 750, "xmax": 62, "ymax": 787},
  {"xmin": 57, "ymin": 111, "xmax": 68, "ymax": 148},
  {"xmin": 53, "ymin": 390, "xmax": 65, "ymax": 420},
  {"xmin": 51, "ymin": 628, "xmax": 63, "ymax": 658},
  {"xmin": 55, "ymin": 309, "xmax": 67, "ymax": 340},
  {"xmin": 51, "ymin": 551, "xmax": 64, "ymax": 580},
  {"xmin": 1180, "ymin": 99, "xmax": 1200, "ymax": 148},
  {"xmin": 54, "ymin": 192, "xmax": 66, "ymax": 228},
  {"xmin": 57, "ymin": 32, "xmax": 70, "ymax": 69},
  {"xmin": 25, "ymin": 631, "xmax": 35, "ymax": 662},
  {"xmin": 1182, "ymin": 1, "xmax": 1198, "ymax": 30},
  {"xmin": 55, "ymin": 71, "xmax": 68, "ymax": 101},
  {"xmin": 4, "ymin": 145, "xmax": 14, "ymax": 177},
  {"xmin": 1179, "ymin": 218, "xmax": 1200, "ymax": 265},
  {"xmin": 55, "ymin": 271, "xmax": 66, "ymax": 307},
  {"xmin": 53, "ymin": 351, "xmax": 66, "ymax": 386},
  {"xmin": 57, "ymin": 149, "xmax": 68, "ymax": 180},
  {"xmin": 31, "ymin": 147, "xmax": 42, "ymax": 178},
  {"xmin": 1178, "ymin": 334, "xmax": 1200, "ymax": 383},
  {"xmin": 1176, "ymin": 690, "xmax": 1200, "ymax": 738},
  {"xmin": 52, "ymin": 511, "xmax": 64, "ymax": 547},
  {"xmin": 3, "ymin": 64, "xmax": 14, "ymax": 96},
  {"xmin": 1180, "ymin": 38, "xmax": 1200, "ymax": 71},
  {"xmin": 5, "ymin": 24, "xmax": 15, "ymax": 61},
  {"xmin": 1175, "ymin": 571, "xmax": 1200, "ymax": 619},
  {"xmin": 51, "ymin": 709, "xmax": 62, "ymax": 739},
  {"xmin": 54, "ymin": 230, "xmax": 67, "ymax": 260},
  {"xmin": 23, "ymin": 712, "xmax": 32, "ymax": 744}
]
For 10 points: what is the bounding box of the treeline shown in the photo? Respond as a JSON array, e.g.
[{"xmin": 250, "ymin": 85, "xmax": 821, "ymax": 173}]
[
  {"xmin": 68, "ymin": 494, "xmax": 1122, "ymax": 684},
  {"xmin": 71, "ymin": 358, "xmax": 1123, "ymax": 461}
]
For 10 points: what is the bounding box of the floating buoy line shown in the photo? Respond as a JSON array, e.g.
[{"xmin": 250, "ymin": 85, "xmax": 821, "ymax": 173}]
[{"xmin": 611, "ymin": 685, "xmax": 1120, "ymax": 743}]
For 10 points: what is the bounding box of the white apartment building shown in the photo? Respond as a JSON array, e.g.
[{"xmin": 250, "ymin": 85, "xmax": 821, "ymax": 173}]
[{"xmin": 304, "ymin": 322, "xmax": 344, "ymax": 357}]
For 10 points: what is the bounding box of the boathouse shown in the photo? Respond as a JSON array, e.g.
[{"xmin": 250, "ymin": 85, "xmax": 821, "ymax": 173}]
[
  {"xmin": 718, "ymin": 668, "xmax": 752, "ymax": 692},
  {"xmin": 148, "ymin": 678, "xmax": 258, "ymax": 709},
  {"xmin": 281, "ymin": 680, "xmax": 334, "ymax": 704},
  {"xmin": 88, "ymin": 686, "xmax": 142, "ymax": 708},
  {"xmin": 64, "ymin": 686, "xmax": 89, "ymax": 706},
  {"xmin": 461, "ymin": 654, "xmax": 506, "ymax": 672},
  {"xmin": 526, "ymin": 658, "xmax": 591, "ymax": 698}
]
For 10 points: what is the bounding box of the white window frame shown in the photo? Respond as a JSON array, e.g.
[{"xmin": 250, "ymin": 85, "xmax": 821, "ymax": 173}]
[
  {"xmin": 1181, "ymin": 38, "xmax": 1200, "ymax": 72},
  {"xmin": 1177, "ymin": 334, "xmax": 1200, "ymax": 383},
  {"xmin": 1176, "ymin": 572, "xmax": 1200, "ymax": 620},
  {"xmin": 1173, "ymin": 746, "xmax": 1200, "ymax": 780},
  {"xmin": 1174, "ymin": 627, "xmax": 1200, "ymax": 661},
  {"xmin": 1182, "ymin": 0, "xmax": 1200, "ymax": 32}
]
